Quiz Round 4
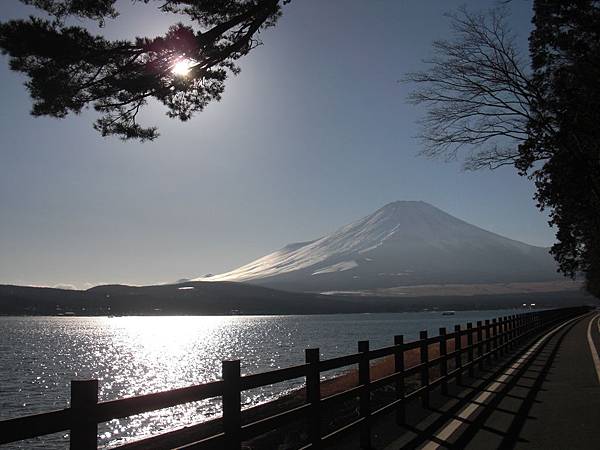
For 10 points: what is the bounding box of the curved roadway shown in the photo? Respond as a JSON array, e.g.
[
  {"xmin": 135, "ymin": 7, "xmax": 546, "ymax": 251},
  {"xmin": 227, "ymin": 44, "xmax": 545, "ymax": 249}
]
[{"xmin": 380, "ymin": 311, "xmax": 600, "ymax": 450}]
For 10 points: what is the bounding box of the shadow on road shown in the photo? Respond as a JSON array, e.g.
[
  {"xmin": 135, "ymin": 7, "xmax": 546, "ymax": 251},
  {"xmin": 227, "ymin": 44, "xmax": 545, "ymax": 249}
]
[{"xmin": 372, "ymin": 317, "xmax": 584, "ymax": 450}]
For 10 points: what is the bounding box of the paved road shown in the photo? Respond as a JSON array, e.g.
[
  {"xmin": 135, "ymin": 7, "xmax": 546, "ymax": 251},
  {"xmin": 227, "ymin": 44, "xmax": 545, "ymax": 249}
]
[{"xmin": 378, "ymin": 312, "xmax": 600, "ymax": 450}]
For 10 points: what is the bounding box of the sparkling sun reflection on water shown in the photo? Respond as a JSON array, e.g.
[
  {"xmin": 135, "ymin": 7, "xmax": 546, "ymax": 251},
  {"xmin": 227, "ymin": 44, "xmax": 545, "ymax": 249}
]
[
  {"xmin": 0, "ymin": 310, "xmax": 519, "ymax": 449},
  {"xmin": 97, "ymin": 317, "xmax": 236, "ymax": 446},
  {"xmin": 1, "ymin": 315, "xmax": 308, "ymax": 448}
]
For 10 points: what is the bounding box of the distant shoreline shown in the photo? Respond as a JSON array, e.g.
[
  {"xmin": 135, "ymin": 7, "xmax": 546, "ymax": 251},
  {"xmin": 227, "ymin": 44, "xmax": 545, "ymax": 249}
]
[{"xmin": 0, "ymin": 281, "xmax": 595, "ymax": 317}]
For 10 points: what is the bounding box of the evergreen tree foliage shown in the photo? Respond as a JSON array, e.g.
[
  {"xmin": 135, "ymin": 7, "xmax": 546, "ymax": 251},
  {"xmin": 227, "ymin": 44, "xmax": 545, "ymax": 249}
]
[
  {"xmin": 520, "ymin": 0, "xmax": 600, "ymax": 296},
  {"xmin": 0, "ymin": 0, "xmax": 286, "ymax": 140}
]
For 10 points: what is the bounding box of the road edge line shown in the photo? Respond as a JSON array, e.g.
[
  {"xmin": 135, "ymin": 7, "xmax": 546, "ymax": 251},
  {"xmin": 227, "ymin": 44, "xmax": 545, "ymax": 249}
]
[{"xmin": 586, "ymin": 313, "xmax": 600, "ymax": 384}]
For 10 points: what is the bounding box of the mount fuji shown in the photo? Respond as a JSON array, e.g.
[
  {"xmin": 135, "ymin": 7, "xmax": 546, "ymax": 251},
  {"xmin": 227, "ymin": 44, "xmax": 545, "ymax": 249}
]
[{"xmin": 194, "ymin": 201, "xmax": 561, "ymax": 292}]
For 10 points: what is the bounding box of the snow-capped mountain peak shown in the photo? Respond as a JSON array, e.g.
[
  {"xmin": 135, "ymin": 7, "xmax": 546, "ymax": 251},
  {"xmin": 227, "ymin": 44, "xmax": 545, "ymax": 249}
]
[{"xmin": 195, "ymin": 201, "xmax": 559, "ymax": 291}]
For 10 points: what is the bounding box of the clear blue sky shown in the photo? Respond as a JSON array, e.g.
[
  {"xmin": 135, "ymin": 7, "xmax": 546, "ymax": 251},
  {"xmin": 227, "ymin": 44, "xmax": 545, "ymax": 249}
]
[{"xmin": 0, "ymin": 0, "xmax": 551, "ymax": 289}]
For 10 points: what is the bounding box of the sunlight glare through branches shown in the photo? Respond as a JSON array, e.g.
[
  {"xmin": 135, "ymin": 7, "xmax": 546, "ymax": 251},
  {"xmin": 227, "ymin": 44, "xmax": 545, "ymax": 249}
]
[{"xmin": 171, "ymin": 59, "xmax": 194, "ymax": 77}]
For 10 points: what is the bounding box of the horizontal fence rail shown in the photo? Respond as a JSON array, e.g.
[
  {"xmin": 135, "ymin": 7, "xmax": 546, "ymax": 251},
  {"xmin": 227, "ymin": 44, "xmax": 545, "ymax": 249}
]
[{"xmin": 0, "ymin": 306, "xmax": 590, "ymax": 449}]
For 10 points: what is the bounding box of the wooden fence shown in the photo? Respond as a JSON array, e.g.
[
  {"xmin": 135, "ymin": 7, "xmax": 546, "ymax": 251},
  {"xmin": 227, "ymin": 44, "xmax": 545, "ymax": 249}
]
[{"xmin": 0, "ymin": 306, "xmax": 589, "ymax": 449}]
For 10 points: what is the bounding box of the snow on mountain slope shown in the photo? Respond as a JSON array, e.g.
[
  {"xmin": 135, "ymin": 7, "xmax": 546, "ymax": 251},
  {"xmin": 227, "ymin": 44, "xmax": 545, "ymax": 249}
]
[{"xmin": 194, "ymin": 201, "xmax": 561, "ymax": 292}]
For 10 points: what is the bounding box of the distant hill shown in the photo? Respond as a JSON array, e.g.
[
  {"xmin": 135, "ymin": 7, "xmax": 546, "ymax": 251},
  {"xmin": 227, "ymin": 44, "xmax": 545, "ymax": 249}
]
[
  {"xmin": 0, "ymin": 282, "xmax": 359, "ymax": 315},
  {"xmin": 194, "ymin": 201, "xmax": 562, "ymax": 292},
  {"xmin": 0, "ymin": 281, "xmax": 594, "ymax": 316}
]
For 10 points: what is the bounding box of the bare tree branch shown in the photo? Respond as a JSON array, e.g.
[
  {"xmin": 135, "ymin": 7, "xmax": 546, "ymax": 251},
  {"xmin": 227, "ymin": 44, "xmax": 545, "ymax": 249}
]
[{"xmin": 403, "ymin": 7, "xmax": 544, "ymax": 170}]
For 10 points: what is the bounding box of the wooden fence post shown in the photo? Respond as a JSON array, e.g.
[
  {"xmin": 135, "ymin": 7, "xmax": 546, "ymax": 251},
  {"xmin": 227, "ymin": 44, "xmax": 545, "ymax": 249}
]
[
  {"xmin": 222, "ymin": 360, "xmax": 242, "ymax": 450},
  {"xmin": 454, "ymin": 325, "xmax": 462, "ymax": 384},
  {"xmin": 517, "ymin": 314, "xmax": 523, "ymax": 342},
  {"xmin": 506, "ymin": 316, "xmax": 511, "ymax": 351},
  {"xmin": 504, "ymin": 316, "xmax": 512, "ymax": 353},
  {"xmin": 70, "ymin": 380, "xmax": 98, "ymax": 450},
  {"xmin": 507, "ymin": 316, "xmax": 512, "ymax": 350},
  {"xmin": 497, "ymin": 317, "xmax": 504, "ymax": 357},
  {"xmin": 476, "ymin": 321, "xmax": 483, "ymax": 370},
  {"xmin": 419, "ymin": 331, "xmax": 429, "ymax": 407},
  {"xmin": 305, "ymin": 348, "xmax": 321, "ymax": 448},
  {"xmin": 503, "ymin": 316, "xmax": 508, "ymax": 352},
  {"xmin": 502, "ymin": 317, "xmax": 508, "ymax": 354},
  {"xmin": 484, "ymin": 319, "xmax": 491, "ymax": 363},
  {"xmin": 466, "ymin": 323, "xmax": 474, "ymax": 377},
  {"xmin": 527, "ymin": 312, "xmax": 535, "ymax": 333},
  {"xmin": 358, "ymin": 341, "xmax": 371, "ymax": 449},
  {"xmin": 439, "ymin": 328, "xmax": 448, "ymax": 395},
  {"xmin": 492, "ymin": 318, "xmax": 499, "ymax": 360},
  {"xmin": 511, "ymin": 315, "xmax": 516, "ymax": 349},
  {"xmin": 394, "ymin": 335, "xmax": 405, "ymax": 425}
]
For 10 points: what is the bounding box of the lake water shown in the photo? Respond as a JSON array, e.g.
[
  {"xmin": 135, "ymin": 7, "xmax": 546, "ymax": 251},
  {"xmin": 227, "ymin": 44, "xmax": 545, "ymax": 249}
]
[{"xmin": 0, "ymin": 309, "xmax": 520, "ymax": 448}]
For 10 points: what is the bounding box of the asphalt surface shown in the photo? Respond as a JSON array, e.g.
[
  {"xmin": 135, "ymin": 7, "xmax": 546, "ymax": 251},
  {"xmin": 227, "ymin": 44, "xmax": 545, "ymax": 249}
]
[
  {"xmin": 506, "ymin": 311, "xmax": 600, "ymax": 449},
  {"xmin": 375, "ymin": 311, "xmax": 600, "ymax": 450}
]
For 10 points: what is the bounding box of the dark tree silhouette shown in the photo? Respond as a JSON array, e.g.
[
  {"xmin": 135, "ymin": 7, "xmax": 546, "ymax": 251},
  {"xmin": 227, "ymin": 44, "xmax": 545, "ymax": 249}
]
[
  {"xmin": 522, "ymin": 0, "xmax": 600, "ymax": 296},
  {"xmin": 405, "ymin": 3, "xmax": 600, "ymax": 297},
  {"xmin": 0, "ymin": 0, "xmax": 287, "ymax": 140}
]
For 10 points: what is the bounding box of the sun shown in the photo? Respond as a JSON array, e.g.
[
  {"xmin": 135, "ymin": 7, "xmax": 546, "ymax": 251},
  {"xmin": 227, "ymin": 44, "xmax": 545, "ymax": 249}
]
[{"xmin": 172, "ymin": 59, "xmax": 193, "ymax": 77}]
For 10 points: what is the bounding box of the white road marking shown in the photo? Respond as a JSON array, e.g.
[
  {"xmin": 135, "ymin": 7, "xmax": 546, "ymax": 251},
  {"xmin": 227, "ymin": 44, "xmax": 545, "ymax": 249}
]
[
  {"xmin": 586, "ymin": 313, "xmax": 600, "ymax": 384},
  {"xmin": 419, "ymin": 314, "xmax": 583, "ymax": 450}
]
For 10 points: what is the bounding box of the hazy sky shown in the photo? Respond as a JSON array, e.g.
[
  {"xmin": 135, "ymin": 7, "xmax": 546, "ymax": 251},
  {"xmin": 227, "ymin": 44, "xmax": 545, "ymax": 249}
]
[{"xmin": 0, "ymin": 0, "xmax": 550, "ymax": 289}]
